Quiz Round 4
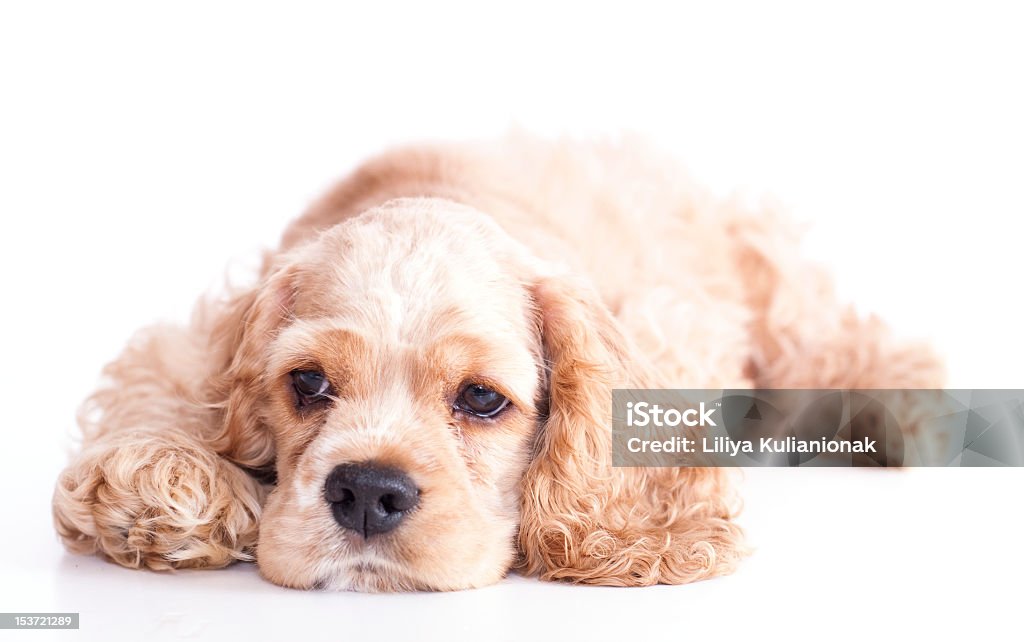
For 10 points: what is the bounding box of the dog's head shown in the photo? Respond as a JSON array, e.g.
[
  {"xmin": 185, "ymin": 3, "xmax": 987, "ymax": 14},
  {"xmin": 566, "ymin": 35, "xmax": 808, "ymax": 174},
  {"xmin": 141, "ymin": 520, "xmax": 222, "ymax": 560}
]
[{"xmin": 208, "ymin": 197, "xmax": 740, "ymax": 591}]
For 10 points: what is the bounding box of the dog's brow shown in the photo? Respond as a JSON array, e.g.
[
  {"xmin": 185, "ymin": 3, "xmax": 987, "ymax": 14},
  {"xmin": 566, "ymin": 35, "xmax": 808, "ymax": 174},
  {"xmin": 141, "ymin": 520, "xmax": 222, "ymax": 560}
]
[{"xmin": 420, "ymin": 333, "xmax": 536, "ymax": 412}]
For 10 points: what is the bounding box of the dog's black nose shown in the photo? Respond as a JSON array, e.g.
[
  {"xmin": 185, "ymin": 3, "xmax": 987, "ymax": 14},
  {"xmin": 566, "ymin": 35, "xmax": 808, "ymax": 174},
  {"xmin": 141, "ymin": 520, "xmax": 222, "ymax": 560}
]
[{"xmin": 324, "ymin": 463, "xmax": 419, "ymax": 537}]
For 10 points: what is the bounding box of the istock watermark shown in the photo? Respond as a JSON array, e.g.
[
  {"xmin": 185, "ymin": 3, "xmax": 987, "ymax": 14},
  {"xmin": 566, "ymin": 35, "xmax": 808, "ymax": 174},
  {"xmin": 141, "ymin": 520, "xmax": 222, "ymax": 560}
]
[
  {"xmin": 612, "ymin": 389, "xmax": 1024, "ymax": 467},
  {"xmin": 625, "ymin": 400, "xmax": 718, "ymax": 427}
]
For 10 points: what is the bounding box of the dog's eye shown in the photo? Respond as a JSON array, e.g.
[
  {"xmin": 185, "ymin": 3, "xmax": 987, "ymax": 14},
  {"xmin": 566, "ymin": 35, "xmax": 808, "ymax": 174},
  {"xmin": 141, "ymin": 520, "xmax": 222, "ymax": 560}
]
[
  {"xmin": 455, "ymin": 384, "xmax": 509, "ymax": 418},
  {"xmin": 291, "ymin": 370, "xmax": 332, "ymax": 407}
]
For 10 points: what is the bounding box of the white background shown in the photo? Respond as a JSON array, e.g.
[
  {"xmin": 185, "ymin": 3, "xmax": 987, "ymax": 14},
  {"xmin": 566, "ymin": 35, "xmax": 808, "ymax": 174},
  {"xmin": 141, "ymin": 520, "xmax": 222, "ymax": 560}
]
[{"xmin": 1, "ymin": 2, "xmax": 1022, "ymax": 641}]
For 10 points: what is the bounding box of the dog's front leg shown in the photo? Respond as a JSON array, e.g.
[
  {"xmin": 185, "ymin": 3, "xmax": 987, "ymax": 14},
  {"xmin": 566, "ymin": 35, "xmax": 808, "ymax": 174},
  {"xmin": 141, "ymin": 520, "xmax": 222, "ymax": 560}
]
[{"xmin": 53, "ymin": 428, "xmax": 265, "ymax": 570}]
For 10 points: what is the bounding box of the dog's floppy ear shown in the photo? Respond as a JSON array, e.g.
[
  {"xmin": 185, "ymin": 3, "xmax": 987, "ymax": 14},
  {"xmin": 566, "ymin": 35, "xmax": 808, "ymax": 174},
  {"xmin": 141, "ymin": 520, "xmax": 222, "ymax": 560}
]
[
  {"xmin": 204, "ymin": 263, "xmax": 296, "ymax": 469},
  {"xmin": 518, "ymin": 274, "xmax": 746, "ymax": 586}
]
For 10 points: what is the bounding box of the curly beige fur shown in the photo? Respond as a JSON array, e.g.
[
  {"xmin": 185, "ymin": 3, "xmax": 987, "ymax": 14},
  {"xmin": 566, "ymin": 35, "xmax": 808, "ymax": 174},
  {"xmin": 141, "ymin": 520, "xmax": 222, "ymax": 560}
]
[
  {"xmin": 54, "ymin": 322, "xmax": 266, "ymax": 569},
  {"xmin": 52, "ymin": 136, "xmax": 943, "ymax": 590}
]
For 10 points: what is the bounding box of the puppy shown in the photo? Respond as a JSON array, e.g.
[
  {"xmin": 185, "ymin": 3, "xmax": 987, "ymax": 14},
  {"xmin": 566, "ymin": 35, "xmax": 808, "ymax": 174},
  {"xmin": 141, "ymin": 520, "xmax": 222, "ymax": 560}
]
[{"xmin": 53, "ymin": 137, "xmax": 943, "ymax": 591}]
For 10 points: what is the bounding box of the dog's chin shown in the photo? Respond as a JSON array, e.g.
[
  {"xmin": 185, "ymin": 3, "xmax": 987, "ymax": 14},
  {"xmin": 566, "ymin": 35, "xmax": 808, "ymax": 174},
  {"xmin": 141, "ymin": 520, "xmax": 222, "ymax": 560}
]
[
  {"xmin": 258, "ymin": 533, "xmax": 514, "ymax": 593},
  {"xmin": 257, "ymin": 548, "xmax": 422, "ymax": 592},
  {"xmin": 312, "ymin": 558, "xmax": 427, "ymax": 592},
  {"xmin": 275, "ymin": 555, "xmax": 508, "ymax": 593}
]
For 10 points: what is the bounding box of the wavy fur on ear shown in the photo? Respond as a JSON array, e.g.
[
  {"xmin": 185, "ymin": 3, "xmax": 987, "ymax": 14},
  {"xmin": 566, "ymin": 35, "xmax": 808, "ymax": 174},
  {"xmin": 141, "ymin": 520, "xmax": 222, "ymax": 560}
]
[
  {"xmin": 518, "ymin": 276, "xmax": 747, "ymax": 586},
  {"xmin": 205, "ymin": 264, "xmax": 296, "ymax": 469},
  {"xmin": 51, "ymin": 260, "xmax": 290, "ymax": 569}
]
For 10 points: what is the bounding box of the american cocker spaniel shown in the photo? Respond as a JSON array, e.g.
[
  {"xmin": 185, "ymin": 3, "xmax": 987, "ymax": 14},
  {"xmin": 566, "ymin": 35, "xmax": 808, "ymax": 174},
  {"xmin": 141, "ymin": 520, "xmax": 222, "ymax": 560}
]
[{"xmin": 53, "ymin": 138, "xmax": 943, "ymax": 591}]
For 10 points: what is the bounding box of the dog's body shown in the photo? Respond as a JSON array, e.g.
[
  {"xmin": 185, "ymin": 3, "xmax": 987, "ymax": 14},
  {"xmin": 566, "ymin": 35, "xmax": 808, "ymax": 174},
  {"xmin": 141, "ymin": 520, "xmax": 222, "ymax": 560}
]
[{"xmin": 53, "ymin": 138, "xmax": 942, "ymax": 591}]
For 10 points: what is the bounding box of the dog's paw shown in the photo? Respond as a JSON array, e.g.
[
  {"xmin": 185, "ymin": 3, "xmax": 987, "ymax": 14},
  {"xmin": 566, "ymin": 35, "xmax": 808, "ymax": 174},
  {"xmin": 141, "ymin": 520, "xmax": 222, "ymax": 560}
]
[{"xmin": 53, "ymin": 433, "xmax": 265, "ymax": 570}]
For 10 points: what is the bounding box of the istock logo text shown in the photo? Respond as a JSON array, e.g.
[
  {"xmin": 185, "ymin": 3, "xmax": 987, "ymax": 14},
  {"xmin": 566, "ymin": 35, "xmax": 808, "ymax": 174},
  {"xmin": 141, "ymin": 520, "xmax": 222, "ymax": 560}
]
[{"xmin": 625, "ymin": 401, "xmax": 717, "ymax": 427}]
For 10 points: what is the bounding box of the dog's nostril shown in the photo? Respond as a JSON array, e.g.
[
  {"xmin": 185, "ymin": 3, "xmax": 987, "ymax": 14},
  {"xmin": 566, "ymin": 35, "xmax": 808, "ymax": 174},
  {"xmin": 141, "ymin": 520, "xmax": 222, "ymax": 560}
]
[{"xmin": 324, "ymin": 463, "xmax": 420, "ymax": 538}]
